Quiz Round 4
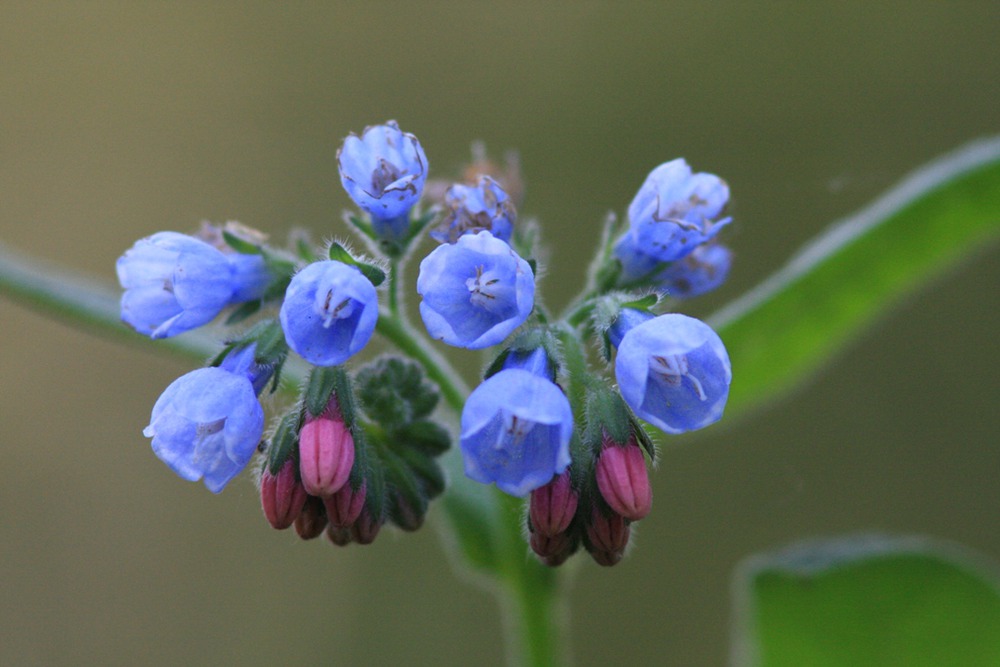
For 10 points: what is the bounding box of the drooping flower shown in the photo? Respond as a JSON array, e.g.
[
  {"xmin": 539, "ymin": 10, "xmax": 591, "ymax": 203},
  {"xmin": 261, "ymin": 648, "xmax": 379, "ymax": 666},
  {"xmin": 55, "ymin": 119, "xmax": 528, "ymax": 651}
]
[
  {"xmin": 117, "ymin": 231, "xmax": 269, "ymax": 338},
  {"xmin": 626, "ymin": 158, "xmax": 731, "ymax": 263},
  {"xmin": 613, "ymin": 312, "xmax": 731, "ymax": 434},
  {"xmin": 417, "ymin": 230, "xmax": 534, "ymax": 349},
  {"xmin": 430, "ymin": 176, "xmax": 516, "ymax": 244},
  {"xmin": 337, "ymin": 120, "xmax": 428, "ymax": 239},
  {"xmin": 143, "ymin": 344, "xmax": 268, "ymax": 493},
  {"xmin": 279, "ymin": 260, "xmax": 378, "ymax": 366},
  {"xmin": 459, "ymin": 349, "xmax": 573, "ymax": 496},
  {"xmin": 653, "ymin": 244, "xmax": 732, "ymax": 299}
]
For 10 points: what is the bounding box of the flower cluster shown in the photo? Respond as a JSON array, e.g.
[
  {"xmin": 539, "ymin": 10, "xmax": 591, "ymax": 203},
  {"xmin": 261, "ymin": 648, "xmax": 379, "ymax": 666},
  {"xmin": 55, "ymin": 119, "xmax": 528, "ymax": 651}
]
[{"xmin": 117, "ymin": 120, "xmax": 733, "ymax": 566}]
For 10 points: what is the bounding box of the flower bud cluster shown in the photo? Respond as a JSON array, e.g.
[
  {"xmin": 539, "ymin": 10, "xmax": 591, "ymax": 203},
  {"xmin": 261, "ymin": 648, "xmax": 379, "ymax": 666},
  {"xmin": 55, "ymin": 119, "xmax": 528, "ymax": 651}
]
[{"xmin": 117, "ymin": 119, "xmax": 735, "ymax": 570}]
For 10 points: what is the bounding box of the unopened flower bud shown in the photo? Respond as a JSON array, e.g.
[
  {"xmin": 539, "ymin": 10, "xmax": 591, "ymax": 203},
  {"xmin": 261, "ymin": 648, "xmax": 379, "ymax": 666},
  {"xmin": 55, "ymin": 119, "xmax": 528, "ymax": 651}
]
[
  {"xmin": 590, "ymin": 549, "xmax": 624, "ymax": 567},
  {"xmin": 298, "ymin": 399, "xmax": 355, "ymax": 497},
  {"xmin": 585, "ymin": 509, "xmax": 630, "ymax": 554},
  {"xmin": 325, "ymin": 524, "xmax": 353, "ymax": 547},
  {"xmin": 595, "ymin": 438, "xmax": 652, "ymax": 521},
  {"xmin": 349, "ymin": 507, "xmax": 382, "ymax": 545},
  {"xmin": 529, "ymin": 472, "xmax": 578, "ymax": 537},
  {"xmin": 529, "ymin": 531, "xmax": 577, "ymax": 568},
  {"xmin": 294, "ymin": 495, "xmax": 328, "ymax": 540},
  {"xmin": 260, "ymin": 458, "xmax": 308, "ymax": 530},
  {"xmin": 323, "ymin": 481, "xmax": 366, "ymax": 529},
  {"xmin": 389, "ymin": 491, "xmax": 426, "ymax": 532}
]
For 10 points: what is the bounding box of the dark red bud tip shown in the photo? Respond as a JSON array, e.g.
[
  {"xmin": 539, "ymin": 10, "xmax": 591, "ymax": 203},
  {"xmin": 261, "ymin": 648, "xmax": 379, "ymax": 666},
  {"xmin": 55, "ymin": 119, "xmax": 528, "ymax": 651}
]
[
  {"xmin": 299, "ymin": 414, "xmax": 355, "ymax": 497},
  {"xmin": 585, "ymin": 509, "xmax": 631, "ymax": 554},
  {"xmin": 529, "ymin": 471, "xmax": 579, "ymax": 537},
  {"xmin": 590, "ymin": 549, "xmax": 624, "ymax": 567},
  {"xmin": 349, "ymin": 507, "xmax": 382, "ymax": 545},
  {"xmin": 529, "ymin": 531, "xmax": 577, "ymax": 567},
  {"xmin": 595, "ymin": 442, "xmax": 652, "ymax": 521},
  {"xmin": 323, "ymin": 482, "xmax": 366, "ymax": 529},
  {"xmin": 294, "ymin": 496, "xmax": 328, "ymax": 540},
  {"xmin": 325, "ymin": 525, "xmax": 353, "ymax": 547},
  {"xmin": 260, "ymin": 459, "xmax": 308, "ymax": 530}
]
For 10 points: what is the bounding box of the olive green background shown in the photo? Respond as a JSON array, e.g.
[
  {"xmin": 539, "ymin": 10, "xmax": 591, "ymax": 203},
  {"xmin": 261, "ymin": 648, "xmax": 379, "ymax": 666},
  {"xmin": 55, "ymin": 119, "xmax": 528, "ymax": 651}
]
[{"xmin": 1, "ymin": 3, "xmax": 997, "ymax": 665}]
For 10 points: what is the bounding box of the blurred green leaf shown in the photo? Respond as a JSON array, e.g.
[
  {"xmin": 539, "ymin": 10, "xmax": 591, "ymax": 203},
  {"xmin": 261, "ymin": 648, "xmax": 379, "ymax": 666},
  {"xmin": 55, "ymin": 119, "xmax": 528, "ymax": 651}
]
[
  {"xmin": 709, "ymin": 137, "xmax": 1000, "ymax": 420},
  {"xmin": 732, "ymin": 535, "xmax": 1000, "ymax": 667}
]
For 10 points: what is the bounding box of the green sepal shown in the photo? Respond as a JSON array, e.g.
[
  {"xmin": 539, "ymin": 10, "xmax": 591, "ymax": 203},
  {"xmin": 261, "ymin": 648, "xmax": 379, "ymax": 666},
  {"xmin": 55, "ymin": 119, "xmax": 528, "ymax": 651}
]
[
  {"xmin": 395, "ymin": 445, "xmax": 446, "ymax": 499},
  {"xmin": 620, "ymin": 293, "xmax": 659, "ymax": 312},
  {"xmin": 527, "ymin": 258, "xmax": 538, "ymax": 276},
  {"xmin": 353, "ymin": 427, "xmax": 386, "ymax": 520},
  {"xmin": 265, "ymin": 411, "xmax": 300, "ymax": 475},
  {"xmin": 224, "ymin": 299, "xmax": 261, "ymax": 326},
  {"xmin": 345, "ymin": 214, "xmax": 377, "ymax": 242},
  {"xmin": 241, "ymin": 318, "xmax": 288, "ymax": 365},
  {"xmin": 484, "ymin": 327, "xmax": 562, "ymax": 381},
  {"xmin": 327, "ymin": 241, "xmax": 386, "ymax": 287},
  {"xmin": 404, "ymin": 208, "xmax": 439, "ymax": 246},
  {"xmin": 291, "ymin": 232, "xmax": 319, "ymax": 263},
  {"xmin": 304, "ymin": 365, "xmax": 339, "ymax": 417},
  {"xmin": 396, "ymin": 419, "xmax": 451, "ymax": 456},
  {"xmin": 585, "ymin": 383, "xmax": 631, "ymax": 445},
  {"xmin": 355, "ymin": 356, "xmax": 439, "ymax": 429},
  {"xmin": 381, "ymin": 447, "xmax": 428, "ymax": 531},
  {"xmin": 222, "ymin": 229, "xmax": 264, "ymax": 255}
]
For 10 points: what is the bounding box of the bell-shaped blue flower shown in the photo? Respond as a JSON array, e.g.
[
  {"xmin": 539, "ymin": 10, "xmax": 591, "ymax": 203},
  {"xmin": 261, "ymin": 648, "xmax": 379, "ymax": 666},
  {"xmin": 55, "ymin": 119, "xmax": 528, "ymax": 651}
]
[
  {"xmin": 417, "ymin": 230, "xmax": 534, "ymax": 349},
  {"xmin": 627, "ymin": 158, "xmax": 731, "ymax": 263},
  {"xmin": 613, "ymin": 312, "xmax": 731, "ymax": 434},
  {"xmin": 117, "ymin": 232, "xmax": 269, "ymax": 339},
  {"xmin": 337, "ymin": 120, "xmax": 428, "ymax": 239},
  {"xmin": 460, "ymin": 350, "xmax": 573, "ymax": 496},
  {"xmin": 653, "ymin": 244, "xmax": 732, "ymax": 299},
  {"xmin": 430, "ymin": 176, "xmax": 515, "ymax": 244},
  {"xmin": 279, "ymin": 260, "xmax": 379, "ymax": 366},
  {"xmin": 143, "ymin": 345, "xmax": 268, "ymax": 493}
]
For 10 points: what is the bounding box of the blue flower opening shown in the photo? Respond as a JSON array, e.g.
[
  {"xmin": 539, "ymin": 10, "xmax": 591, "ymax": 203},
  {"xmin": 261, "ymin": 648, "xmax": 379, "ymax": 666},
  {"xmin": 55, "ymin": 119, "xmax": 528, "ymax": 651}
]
[
  {"xmin": 117, "ymin": 232, "xmax": 267, "ymax": 339},
  {"xmin": 337, "ymin": 120, "xmax": 428, "ymax": 235},
  {"xmin": 614, "ymin": 313, "xmax": 731, "ymax": 434},
  {"xmin": 460, "ymin": 368, "xmax": 573, "ymax": 497},
  {"xmin": 627, "ymin": 159, "xmax": 731, "ymax": 263},
  {"xmin": 143, "ymin": 350, "xmax": 266, "ymax": 494},
  {"xmin": 417, "ymin": 231, "xmax": 534, "ymax": 349},
  {"xmin": 279, "ymin": 260, "xmax": 378, "ymax": 367}
]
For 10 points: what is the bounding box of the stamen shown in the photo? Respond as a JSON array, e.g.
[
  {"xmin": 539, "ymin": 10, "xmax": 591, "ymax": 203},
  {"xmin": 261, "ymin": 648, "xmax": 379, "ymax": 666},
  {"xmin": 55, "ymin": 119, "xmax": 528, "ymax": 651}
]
[{"xmin": 651, "ymin": 354, "xmax": 707, "ymax": 401}]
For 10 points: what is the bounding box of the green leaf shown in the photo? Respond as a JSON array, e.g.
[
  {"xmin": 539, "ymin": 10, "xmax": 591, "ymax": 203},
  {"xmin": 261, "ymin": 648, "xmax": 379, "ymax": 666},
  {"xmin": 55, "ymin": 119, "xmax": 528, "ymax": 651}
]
[
  {"xmin": 221, "ymin": 229, "xmax": 263, "ymax": 255},
  {"xmin": 732, "ymin": 535, "xmax": 1000, "ymax": 667},
  {"xmin": 710, "ymin": 137, "xmax": 1000, "ymax": 420}
]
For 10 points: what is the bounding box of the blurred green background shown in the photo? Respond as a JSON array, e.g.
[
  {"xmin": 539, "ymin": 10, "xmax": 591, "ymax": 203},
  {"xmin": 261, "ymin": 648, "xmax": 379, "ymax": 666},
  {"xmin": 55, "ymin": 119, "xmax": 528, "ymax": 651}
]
[{"xmin": 1, "ymin": 2, "xmax": 997, "ymax": 665}]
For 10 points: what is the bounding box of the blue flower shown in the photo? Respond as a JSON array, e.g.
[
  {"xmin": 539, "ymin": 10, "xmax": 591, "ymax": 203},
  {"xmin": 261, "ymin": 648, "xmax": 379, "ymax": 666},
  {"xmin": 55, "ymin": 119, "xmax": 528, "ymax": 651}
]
[
  {"xmin": 417, "ymin": 230, "xmax": 534, "ymax": 349},
  {"xmin": 143, "ymin": 345, "xmax": 268, "ymax": 493},
  {"xmin": 626, "ymin": 158, "xmax": 731, "ymax": 263},
  {"xmin": 460, "ymin": 350, "xmax": 573, "ymax": 496},
  {"xmin": 337, "ymin": 120, "xmax": 428, "ymax": 239},
  {"xmin": 653, "ymin": 244, "xmax": 732, "ymax": 299},
  {"xmin": 279, "ymin": 260, "xmax": 379, "ymax": 366},
  {"xmin": 430, "ymin": 176, "xmax": 515, "ymax": 244},
  {"xmin": 117, "ymin": 232, "xmax": 269, "ymax": 338},
  {"xmin": 613, "ymin": 312, "xmax": 731, "ymax": 434}
]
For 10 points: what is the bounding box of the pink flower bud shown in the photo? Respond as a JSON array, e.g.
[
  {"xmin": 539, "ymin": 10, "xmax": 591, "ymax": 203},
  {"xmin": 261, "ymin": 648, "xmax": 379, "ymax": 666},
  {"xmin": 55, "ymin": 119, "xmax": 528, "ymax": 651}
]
[
  {"xmin": 585, "ymin": 509, "xmax": 630, "ymax": 554},
  {"xmin": 529, "ymin": 471, "xmax": 578, "ymax": 537},
  {"xmin": 298, "ymin": 399, "xmax": 355, "ymax": 498},
  {"xmin": 323, "ymin": 482, "xmax": 367, "ymax": 529},
  {"xmin": 595, "ymin": 438, "xmax": 652, "ymax": 521},
  {"xmin": 294, "ymin": 495, "xmax": 328, "ymax": 540},
  {"xmin": 260, "ymin": 458, "xmax": 308, "ymax": 530},
  {"xmin": 529, "ymin": 531, "xmax": 576, "ymax": 568}
]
